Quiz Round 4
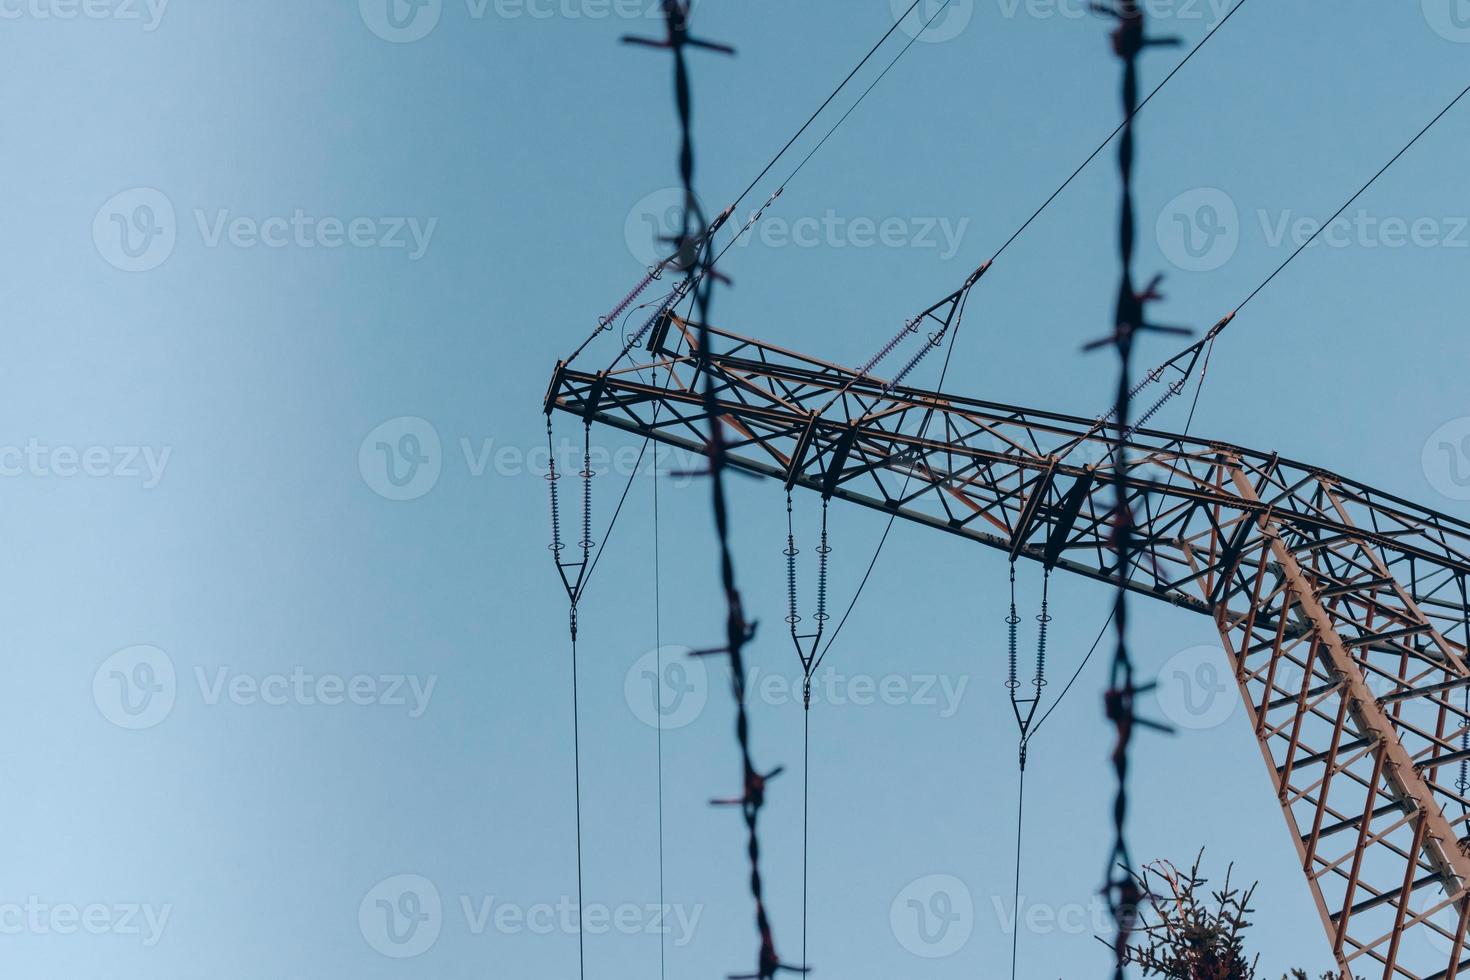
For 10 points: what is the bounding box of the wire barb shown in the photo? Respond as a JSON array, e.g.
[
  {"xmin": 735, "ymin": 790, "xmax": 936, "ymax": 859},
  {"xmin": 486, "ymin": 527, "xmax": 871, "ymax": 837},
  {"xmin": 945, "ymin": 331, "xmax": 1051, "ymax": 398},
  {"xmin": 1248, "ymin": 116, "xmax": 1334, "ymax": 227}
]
[
  {"xmin": 634, "ymin": 5, "xmax": 794, "ymax": 978},
  {"xmin": 1082, "ymin": 7, "xmax": 1183, "ymax": 976}
]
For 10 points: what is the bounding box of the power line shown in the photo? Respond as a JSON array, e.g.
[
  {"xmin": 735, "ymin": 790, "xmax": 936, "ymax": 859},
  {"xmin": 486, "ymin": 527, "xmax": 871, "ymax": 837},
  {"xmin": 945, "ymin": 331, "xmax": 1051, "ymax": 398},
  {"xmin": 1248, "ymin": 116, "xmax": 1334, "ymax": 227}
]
[
  {"xmin": 652, "ymin": 432, "xmax": 667, "ymax": 980},
  {"xmin": 1014, "ymin": 72, "xmax": 1470, "ymax": 762},
  {"xmin": 1234, "ymin": 80, "xmax": 1470, "ymax": 317},
  {"xmin": 567, "ymin": 0, "xmax": 946, "ymax": 371},
  {"xmin": 702, "ymin": 0, "xmax": 960, "ymax": 277},
  {"xmin": 641, "ymin": 5, "xmax": 797, "ymax": 977},
  {"xmin": 579, "ymin": 0, "xmax": 964, "ymax": 596},
  {"xmin": 728, "ymin": 0, "xmax": 933, "ymax": 217},
  {"xmin": 805, "ymin": 3, "xmax": 1242, "ymax": 672},
  {"xmin": 990, "ymin": 0, "xmax": 1249, "ymax": 265}
]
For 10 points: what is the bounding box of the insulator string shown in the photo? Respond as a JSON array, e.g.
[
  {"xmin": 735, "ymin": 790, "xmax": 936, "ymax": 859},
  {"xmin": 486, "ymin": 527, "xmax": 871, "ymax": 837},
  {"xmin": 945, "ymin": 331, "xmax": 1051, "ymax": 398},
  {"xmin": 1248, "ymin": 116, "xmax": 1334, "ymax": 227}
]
[
  {"xmin": 547, "ymin": 419, "xmax": 565, "ymax": 558},
  {"xmin": 1006, "ymin": 563, "xmax": 1021, "ymax": 693},
  {"xmin": 1034, "ymin": 569, "xmax": 1050, "ymax": 693},
  {"xmin": 815, "ymin": 501, "xmax": 830, "ymax": 631},
  {"xmin": 580, "ymin": 422, "xmax": 595, "ymax": 555},
  {"xmin": 785, "ymin": 491, "xmax": 801, "ymax": 633}
]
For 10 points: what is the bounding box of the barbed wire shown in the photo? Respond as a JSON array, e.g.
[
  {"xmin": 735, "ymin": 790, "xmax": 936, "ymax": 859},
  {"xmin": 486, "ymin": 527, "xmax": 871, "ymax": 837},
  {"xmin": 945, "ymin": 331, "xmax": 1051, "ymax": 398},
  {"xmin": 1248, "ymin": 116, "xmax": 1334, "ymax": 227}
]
[
  {"xmin": 1084, "ymin": 4, "xmax": 1184, "ymax": 977},
  {"xmin": 624, "ymin": 4, "xmax": 799, "ymax": 977}
]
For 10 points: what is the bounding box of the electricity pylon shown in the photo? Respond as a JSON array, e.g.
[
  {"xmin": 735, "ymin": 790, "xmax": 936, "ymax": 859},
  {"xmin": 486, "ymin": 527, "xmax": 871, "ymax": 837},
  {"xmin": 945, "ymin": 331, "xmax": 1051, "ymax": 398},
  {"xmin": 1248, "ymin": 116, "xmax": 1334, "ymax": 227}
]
[{"xmin": 547, "ymin": 313, "xmax": 1470, "ymax": 978}]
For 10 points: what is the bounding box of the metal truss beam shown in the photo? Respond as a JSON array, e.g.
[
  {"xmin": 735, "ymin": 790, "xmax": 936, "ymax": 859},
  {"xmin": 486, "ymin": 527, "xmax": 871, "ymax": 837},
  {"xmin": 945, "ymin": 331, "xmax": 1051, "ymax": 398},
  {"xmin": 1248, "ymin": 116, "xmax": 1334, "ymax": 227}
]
[{"xmin": 546, "ymin": 317, "xmax": 1470, "ymax": 977}]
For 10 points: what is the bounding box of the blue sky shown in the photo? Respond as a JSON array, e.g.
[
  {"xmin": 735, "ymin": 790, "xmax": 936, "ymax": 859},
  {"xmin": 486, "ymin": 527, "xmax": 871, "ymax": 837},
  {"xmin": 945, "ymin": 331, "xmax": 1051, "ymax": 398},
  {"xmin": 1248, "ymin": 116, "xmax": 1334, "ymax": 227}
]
[{"xmin": 2, "ymin": 1, "xmax": 1469, "ymax": 977}]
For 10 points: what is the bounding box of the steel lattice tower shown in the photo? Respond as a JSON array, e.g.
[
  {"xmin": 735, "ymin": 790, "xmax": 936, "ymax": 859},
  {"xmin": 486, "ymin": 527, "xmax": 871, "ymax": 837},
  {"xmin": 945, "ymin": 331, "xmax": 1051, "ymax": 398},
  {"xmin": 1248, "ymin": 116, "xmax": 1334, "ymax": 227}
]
[{"xmin": 548, "ymin": 314, "xmax": 1470, "ymax": 979}]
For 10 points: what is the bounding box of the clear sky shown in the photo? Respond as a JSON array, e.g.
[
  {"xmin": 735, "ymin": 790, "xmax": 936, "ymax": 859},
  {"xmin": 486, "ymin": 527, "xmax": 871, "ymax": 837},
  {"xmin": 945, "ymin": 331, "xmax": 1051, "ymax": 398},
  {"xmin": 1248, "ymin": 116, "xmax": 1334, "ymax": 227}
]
[{"xmin": 3, "ymin": 1, "xmax": 1469, "ymax": 977}]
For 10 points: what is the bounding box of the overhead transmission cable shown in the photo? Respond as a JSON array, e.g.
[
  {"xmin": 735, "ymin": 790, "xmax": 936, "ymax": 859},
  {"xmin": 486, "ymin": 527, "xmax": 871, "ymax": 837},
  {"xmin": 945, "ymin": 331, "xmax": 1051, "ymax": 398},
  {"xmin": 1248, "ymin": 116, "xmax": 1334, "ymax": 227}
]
[
  {"xmin": 808, "ymin": 0, "xmax": 1247, "ymax": 669},
  {"xmin": 1025, "ymin": 75, "xmax": 1470, "ymax": 738},
  {"xmin": 574, "ymin": 0, "xmax": 960, "ymax": 602}
]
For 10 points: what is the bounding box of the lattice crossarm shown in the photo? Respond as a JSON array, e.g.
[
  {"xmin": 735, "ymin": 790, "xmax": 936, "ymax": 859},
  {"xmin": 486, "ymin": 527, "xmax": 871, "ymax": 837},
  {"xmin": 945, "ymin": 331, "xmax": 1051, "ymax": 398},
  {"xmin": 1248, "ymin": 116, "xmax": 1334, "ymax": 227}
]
[{"xmin": 544, "ymin": 323, "xmax": 1470, "ymax": 976}]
